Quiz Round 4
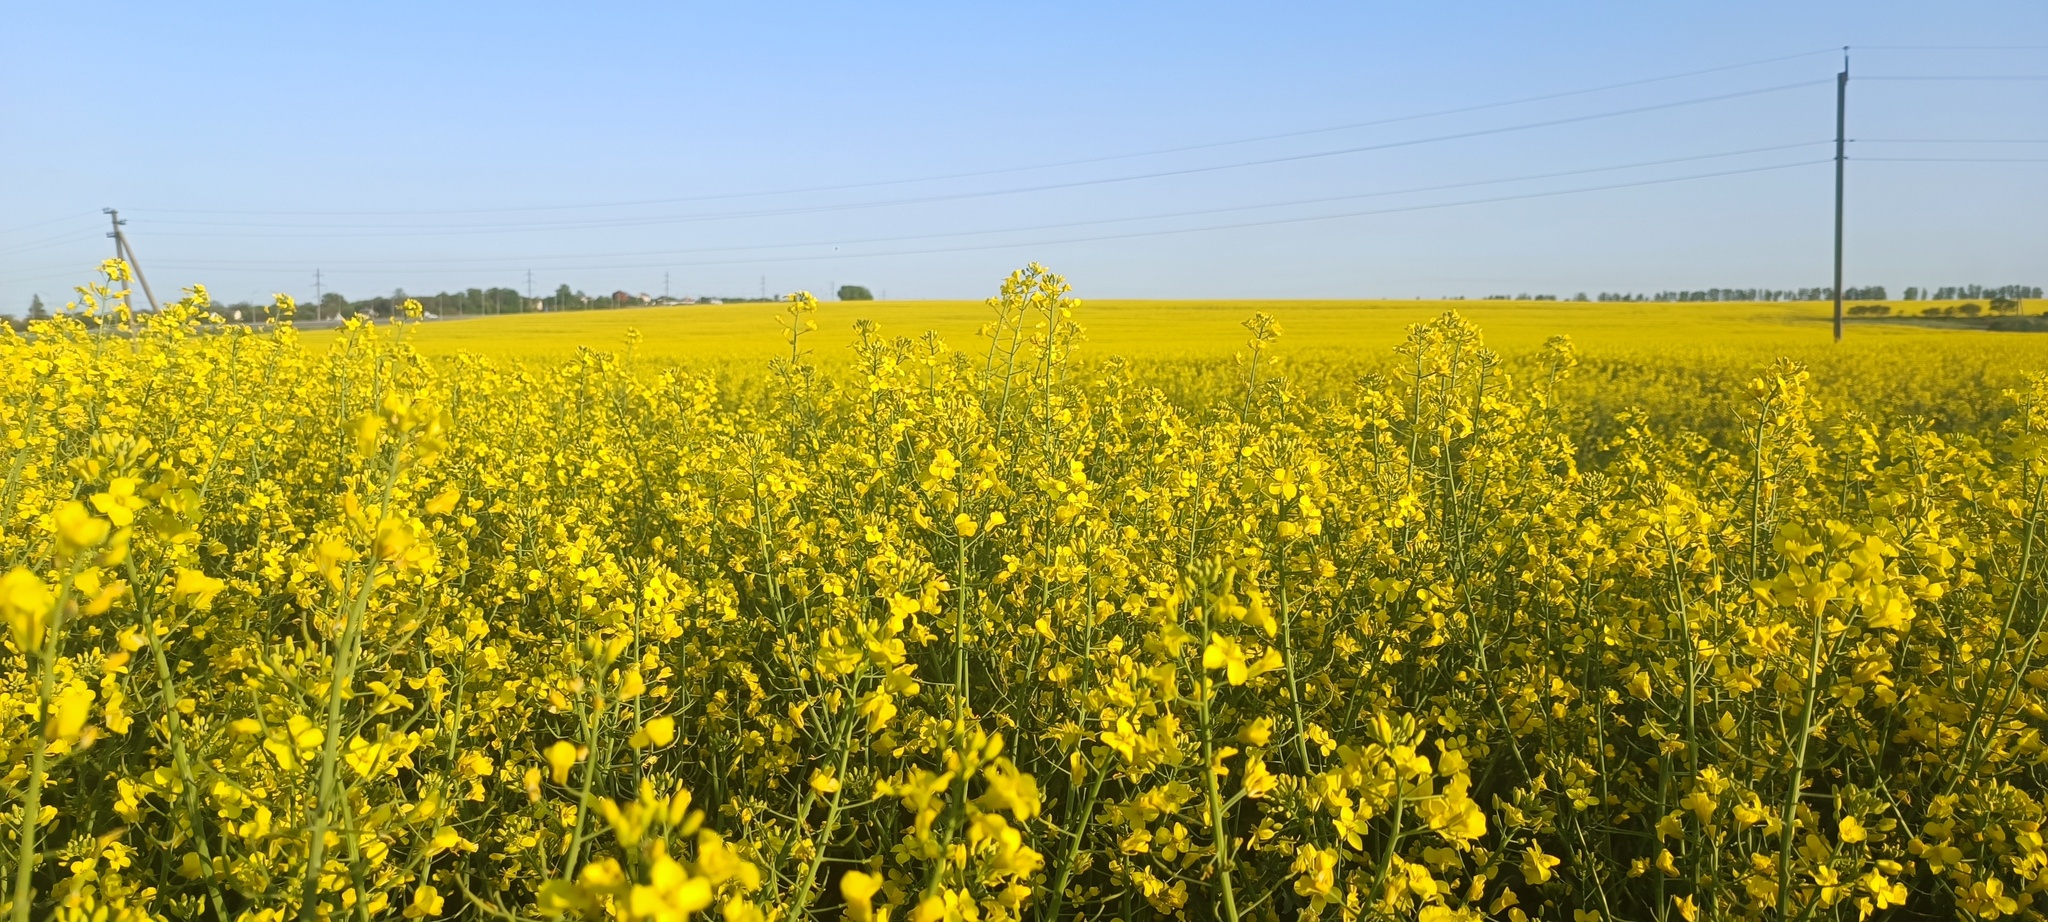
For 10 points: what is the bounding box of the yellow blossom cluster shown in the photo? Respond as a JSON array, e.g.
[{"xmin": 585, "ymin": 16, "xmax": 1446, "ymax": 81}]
[{"xmin": 2, "ymin": 260, "xmax": 2046, "ymax": 921}]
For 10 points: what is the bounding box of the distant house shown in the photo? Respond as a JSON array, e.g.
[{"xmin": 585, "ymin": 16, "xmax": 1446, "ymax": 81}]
[{"xmin": 612, "ymin": 290, "xmax": 632, "ymax": 305}]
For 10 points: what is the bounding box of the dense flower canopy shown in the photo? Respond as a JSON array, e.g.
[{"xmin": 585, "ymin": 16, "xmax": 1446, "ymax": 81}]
[{"xmin": 2, "ymin": 262, "xmax": 2046, "ymax": 921}]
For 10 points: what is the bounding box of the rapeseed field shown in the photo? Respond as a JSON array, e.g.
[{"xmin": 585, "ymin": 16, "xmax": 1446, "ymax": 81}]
[
  {"xmin": 7, "ymin": 261, "xmax": 2048, "ymax": 921},
  {"xmin": 342, "ymin": 294, "xmax": 2042, "ymax": 364}
]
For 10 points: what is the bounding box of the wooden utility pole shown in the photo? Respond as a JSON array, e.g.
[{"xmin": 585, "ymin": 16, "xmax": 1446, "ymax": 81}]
[
  {"xmin": 103, "ymin": 208, "xmax": 161, "ymax": 311},
  {"xmin": 1832, "ymin": 49, "xmax": 1848, "ymax": 342}
]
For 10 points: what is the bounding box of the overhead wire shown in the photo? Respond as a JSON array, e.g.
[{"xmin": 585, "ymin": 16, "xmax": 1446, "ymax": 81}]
[
  {"xmin": 126, "ymin": 48, "xmax": 1843, "ymax": 219},
  {"xmin": 0, "ymin": 213, "xmax": 102, "ymax": 238},
  {"xmin": 1855, "ymin": 45, "xmax": 2048, "ymax": 50},
  {"xmin": 21, "ymin": 49, "xmax": 2034, "ymax": 291},
  {"xmin": 1859, "ymin": 75, "xmax": 2048, "ymax": 81},
  {"xmin": 0, "ymin": 229, "xmax": 108, "ymax": 258},
  {"xmin": 1855, "ymin": 156, "xmax": 2048, "ymax": 163},
  {"xmin": 145, "ymin": 160, "xmax": 1830, "ymax": 276},
  {"xmin": 132, "ymin": 79, "xmax": 1835, "ymax": 238},
  {"xmin": 1854, "ymin": 138, "xmax": 2048, "ymax": 143},
  {"xmin": 138, "ymin": 142, "xmax": 1832, "ymax": 269}
]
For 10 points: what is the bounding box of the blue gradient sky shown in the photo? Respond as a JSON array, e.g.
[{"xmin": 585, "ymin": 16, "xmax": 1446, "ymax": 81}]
[{"xmin": 2, "ymin": 1, "xmax": 2043, "ymax": 308}]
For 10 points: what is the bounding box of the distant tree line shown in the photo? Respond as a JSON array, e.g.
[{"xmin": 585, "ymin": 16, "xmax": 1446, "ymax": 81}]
[
  {"xmin": 11, "ymin": 279, "xmax": 2038, "ymax": 330},
  {"xmin": 1848, "ymin": 295, "xmax": 2026, "ymax": 319},
  {"xmin": 1589, "ymin": 284, "xmax": 2040, "ymax": 303},
  {"xmin": 1902, "ymin": 285, "xmax": 2041, "ymax": 301},
  {"xmin": 1594, "ymin": 287, "xmax": 1892, "ymax": 302},
  {"xmin": 281, "ymin": 286, "xmax": 784, "ymax": 321}
]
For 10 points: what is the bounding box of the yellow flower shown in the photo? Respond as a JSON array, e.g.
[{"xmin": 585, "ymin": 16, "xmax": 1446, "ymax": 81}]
[
  {"xmin": 1202, "ymin": 636, "xmax": 1279, "ymax": 685},
  {"xmin": 1678, "ymin": 789, "xmax": 1716, "ymax": 823},
  {"xmin": 402, "ymin": 885, "xmax": 445, "ymax": 919},
  {"xmin": 50, "ymin": 500, "xmax": 110, "ymax": 554},
  {"xmin": 629, "ymin": 855, "xmax": 713, "ymax": 922},
  {"xmin": 1242, "ymin": 757, "xmax": 1278, "ymax": 799},
  {"xmin": 840, "ymin": 870, "xmax": 883, "ymax": 922},
  {"xmin": 546, "ymin": 740, "xmax": 580, "ymax": 785},
  {"xmin": 0, "ymin": 567, "xmax": 54, "ymax": 654},
  {"xmin": 49, "ymin": 683, "xmax": 95, "ymax": 745},
  {"xmin": 631, "ymin": 715, "xmax": 677, "ymax": 749},
  {"xmin": 425, "ymin": 486, "xmax": 462, "ymax": 515},
  {"xmin": 171, "ymin": 567, "xmax": 226, "ymax": 609},
  {"xmin": 1521, "ymin": 842, "xmax": 1561, "ymax": 884}
]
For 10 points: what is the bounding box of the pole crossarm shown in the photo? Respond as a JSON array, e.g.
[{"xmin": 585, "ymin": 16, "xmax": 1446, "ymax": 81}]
[{"xmin": 104, "ymin": 208, "xmax": 162, "ymax": 312}]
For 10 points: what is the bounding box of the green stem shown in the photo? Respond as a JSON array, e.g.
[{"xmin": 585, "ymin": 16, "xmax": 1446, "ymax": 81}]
[
  {"xmin": 1775, "ymin": 600, "xmax": 1827, "ymax": 921},
  {"xmin": 787, "ymin": 693, "xmax": 862, "ymax": 919},
  {"xmin": 299, "ymin": 442, "xmax": 406, "ymax": 919},
  {"xmin": 126, "ymin": 557, "xmax": 231, "ymax": 922},
  {"xmin": 9, "ymin": 559, "xmax": 79, "ymax": 922},
  {"xmin": 1194, "ymin": 605, "xmax": 1241, "ymax": 922}
]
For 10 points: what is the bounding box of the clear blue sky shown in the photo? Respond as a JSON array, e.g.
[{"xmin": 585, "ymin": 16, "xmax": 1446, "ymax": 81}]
[{"xmin": 3, "ymin": 1, "xmax": 2043, "ymax": 309}]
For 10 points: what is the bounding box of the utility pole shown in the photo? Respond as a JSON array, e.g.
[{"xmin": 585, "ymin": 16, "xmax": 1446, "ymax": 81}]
[
  {"xmin": 314, "ymin": 269, "xmax": 323, "ymax": 319},
  {"xmin": 760, "ymin": 275, "xmax": 766, "ymax": 300},
  {"xmin": 1832, "ymin": 48, "xmax": 1848, "ymax": 342},
  {"xmin": 664, "ymin": 272, "xmax": 670, "ymax": 301},
  {"xmin": 102, "ymin": 208, "xmax": 161, "ymax": 311}
]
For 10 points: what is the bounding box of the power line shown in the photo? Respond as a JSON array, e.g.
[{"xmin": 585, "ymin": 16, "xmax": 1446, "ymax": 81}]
[
  {"xmin": 143, "ymin": 160, "xmax": 1829, "ymax": 276},
  {"xmin": 1855, "ymin": 45, "xmax": 2048, "ymax": 50},
  {"xmin": 0, "ymin": 228, "xmax": 105, "ymax": 257},
  {"xmin": 124, "ymin": 50, "xmax": 1842, "ymax": 220},
  {"xmin": 0, "ymin": 213, "xmax": 100, "ymax": 238},
  {"xmin": 133, "ymin": 80, "xmax": 1835, "ymax": 240},
  {"xmin": 0, "ymin": 267, "xmax": 108, "ymax": 286},
  {"xmin": 1855, "ymin": 138, "xmax": 2048, "ymax": 143},
  {"xmin": 1859, "ymin": 75, "xmax": 2048, "ymax": 81},
  {"xmin": 131, "ymin": 142, "xmax": 1832, "ymax": 270},
  {"xmin": 1855, "ymin": 156, "xmax": 2048, "ymax": 162}
]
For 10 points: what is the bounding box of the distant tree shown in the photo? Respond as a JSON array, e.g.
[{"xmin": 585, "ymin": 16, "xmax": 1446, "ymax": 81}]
[
  {"xmin": 1956, "ymin": 302, "xmax": 1984, "ymax": 318},
  {"xmin": 316, "ymin": 292, "xmax": 348, "ymax": 319},
  {"xmin": 1990, "ymin": 296, "xmax": 2020, "ymax": 316},
  {"xmin": 837, "ymin": 285, "xmax": 874, "ymax": 301},
  {"xmin": 27, "ymin": 295, "xmax": 48, "ymax": 320}
]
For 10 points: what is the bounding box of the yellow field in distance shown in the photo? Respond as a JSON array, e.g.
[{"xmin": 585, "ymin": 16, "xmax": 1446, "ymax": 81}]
[{"xmin": 308, "ymin": 298, "xmax": 2048, "ymax": 364}]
